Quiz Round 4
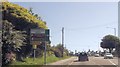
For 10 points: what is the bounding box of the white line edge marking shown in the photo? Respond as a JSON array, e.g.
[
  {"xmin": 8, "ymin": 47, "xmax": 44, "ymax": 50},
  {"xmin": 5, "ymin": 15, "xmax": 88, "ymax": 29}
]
[
  {"xmin": 108, "ymin": 60, "xmax": 116, "ymax": 65},
  {"xmin": 68, "ymin": 57, "xmax": 76, "ymax": 65},
  {"xmin": 69, "ymin": 61, "xmax": 73, "ymax": 65}
]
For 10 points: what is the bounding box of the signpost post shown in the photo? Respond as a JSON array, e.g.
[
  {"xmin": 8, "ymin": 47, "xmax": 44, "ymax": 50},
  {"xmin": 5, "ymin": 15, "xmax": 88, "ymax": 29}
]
[
  {"xmin": 33, "ymin": 45, "xmax": 37, "ymax": 61},
  {"xmin": 44, "ymin": 42, "xmax": 46, "ymax": 64},
  {"xmin": 44, "ymin": 29, "xmax": 50, "ymax": 65}
]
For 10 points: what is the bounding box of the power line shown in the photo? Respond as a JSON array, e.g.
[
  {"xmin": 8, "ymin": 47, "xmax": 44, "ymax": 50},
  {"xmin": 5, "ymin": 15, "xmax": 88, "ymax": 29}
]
[{"xmin": 65, "ymin": 21, "xmax": 117, "ymax": 31}]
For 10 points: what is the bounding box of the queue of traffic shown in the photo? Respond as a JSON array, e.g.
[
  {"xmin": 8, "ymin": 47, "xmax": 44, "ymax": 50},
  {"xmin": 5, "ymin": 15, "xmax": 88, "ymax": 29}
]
[{"xmin": 76, "ymin": 51, "xmax": 115, "ymax": 62}]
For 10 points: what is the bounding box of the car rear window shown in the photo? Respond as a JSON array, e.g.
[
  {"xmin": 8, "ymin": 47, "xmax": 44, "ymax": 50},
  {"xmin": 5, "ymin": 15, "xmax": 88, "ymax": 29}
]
[
  {"xmin": 80, "ymin": 53, "xmax": 87, "ymax": 56},
  {"xmin": 106, "ymin": 53, "xmax": 111, "ymax": 55}
]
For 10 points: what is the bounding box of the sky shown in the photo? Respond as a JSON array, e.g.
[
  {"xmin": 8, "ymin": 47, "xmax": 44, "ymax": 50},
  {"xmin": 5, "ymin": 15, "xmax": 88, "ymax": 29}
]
[
  {"xmin": 14, "ymin": 2, "xmax": 118, "ymax": 52},
  {"xmin": 8, "ymin": 0, "xmax": 119, "ymax": 2}
]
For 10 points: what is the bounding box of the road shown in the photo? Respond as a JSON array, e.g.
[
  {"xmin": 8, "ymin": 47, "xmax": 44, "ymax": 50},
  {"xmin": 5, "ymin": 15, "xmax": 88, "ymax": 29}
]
[{"xmin": 48, "ymin": 56, "xmax": 118, "ymax": 67}]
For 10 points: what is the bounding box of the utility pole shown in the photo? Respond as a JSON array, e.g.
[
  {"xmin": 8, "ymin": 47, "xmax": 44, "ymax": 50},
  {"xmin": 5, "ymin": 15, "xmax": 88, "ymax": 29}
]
[{"xmin": 62, "ymin": 27, "xmax": 64, "ymax": 57}]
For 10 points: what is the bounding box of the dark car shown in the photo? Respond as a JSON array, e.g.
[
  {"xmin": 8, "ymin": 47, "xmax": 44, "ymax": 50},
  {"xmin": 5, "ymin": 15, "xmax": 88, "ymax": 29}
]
[
  {"xmin": 78, "ymin": 52, "xmax": 89, "ymax": 61},
  {"xmin": 75, "ymin": 53, "xmax": 79, "ymax": 56}
]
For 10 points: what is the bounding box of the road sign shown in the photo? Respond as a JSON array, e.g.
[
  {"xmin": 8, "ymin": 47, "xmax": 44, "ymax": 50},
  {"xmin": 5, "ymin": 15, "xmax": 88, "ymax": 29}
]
[
  {"xmin": 30, "ymin": 28, "xmax": 45, "ymax": 42},
  {"xmin": 33, "ymin": 45, "xmax": 37, "ymax": 49},
  {"xmin": 31, "ymin": 28, "xmax": 45, "ymax": 34},
  {"xmin": 30, "ymin": 28, "xmax": 50, "ymax": 63},
  {"xmin": 30, "ymin": 28, "xmax": 50, "ymax": 45},
  {"xmin": 45, "ymin": 29, "xmax": 50, "ymax": 41},
  {"xmin": 31, "ymin": 34, "xmax": 45, "ymax": 41},
  {"xmin": 31, "ymin": 41, "xmax": 42, "ymax": 45}
]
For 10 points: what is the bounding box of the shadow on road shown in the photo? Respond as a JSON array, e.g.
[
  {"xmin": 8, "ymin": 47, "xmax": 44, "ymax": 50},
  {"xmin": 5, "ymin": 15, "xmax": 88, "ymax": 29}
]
[
  {"xmin": 74, "ymin": 60, "xmax": 87, "ymax": 62},
  {"xmin": 74, "ymin": 60, "xmax": 78, "ymax": 62}
]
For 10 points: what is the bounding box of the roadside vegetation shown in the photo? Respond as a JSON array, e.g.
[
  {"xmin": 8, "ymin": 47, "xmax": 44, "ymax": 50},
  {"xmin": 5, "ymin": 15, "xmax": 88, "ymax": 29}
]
[
  {"xmin": 11, "ymin": 55, "xmax": 70, "ymax": 65},
  {"xmin": 100, "ymin": 35, "xmax": 120, "ymax": 57},
  {"xmin": 2, "ymin": 2, "xmax": 72, "ymax": 66}
]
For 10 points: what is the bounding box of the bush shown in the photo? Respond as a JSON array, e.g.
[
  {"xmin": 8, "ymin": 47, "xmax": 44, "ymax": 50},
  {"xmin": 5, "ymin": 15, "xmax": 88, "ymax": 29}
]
[{"xmin": 53, "ymin": 49, "xmax": 62, "ymax": 57}]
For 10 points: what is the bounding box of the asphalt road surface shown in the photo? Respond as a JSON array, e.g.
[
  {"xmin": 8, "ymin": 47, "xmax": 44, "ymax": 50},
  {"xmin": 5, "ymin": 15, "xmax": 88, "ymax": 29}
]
[{"xmin": 48, "ymin": 56, "xmax": 118, "ymax": 67}]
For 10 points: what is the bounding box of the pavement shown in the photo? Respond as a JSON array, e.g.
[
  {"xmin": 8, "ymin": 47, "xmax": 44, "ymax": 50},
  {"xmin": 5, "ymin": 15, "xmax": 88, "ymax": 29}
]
[{"xmin": 47, "ymin": 57, "xmax": 76, "ymax": 65}]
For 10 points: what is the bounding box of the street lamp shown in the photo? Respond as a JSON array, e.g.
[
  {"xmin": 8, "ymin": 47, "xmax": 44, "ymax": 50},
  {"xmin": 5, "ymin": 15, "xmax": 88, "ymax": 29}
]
[{"xmin": 106, "ymin": 27, "xmax": 116, "ymax": 36}]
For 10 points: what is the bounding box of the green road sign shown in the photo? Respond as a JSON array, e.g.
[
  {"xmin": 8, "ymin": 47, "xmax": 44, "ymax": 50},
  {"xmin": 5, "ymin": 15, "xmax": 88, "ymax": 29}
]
[{"xmin": 45, "ymin": 29, "xmax": 50, "ymax": 41}]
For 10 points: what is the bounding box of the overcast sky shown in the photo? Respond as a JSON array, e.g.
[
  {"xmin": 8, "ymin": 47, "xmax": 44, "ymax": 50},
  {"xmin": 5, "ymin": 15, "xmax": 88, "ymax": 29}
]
[{"xmin": 14, "ymin": 2, "xmax": 118, "ymax": 52}]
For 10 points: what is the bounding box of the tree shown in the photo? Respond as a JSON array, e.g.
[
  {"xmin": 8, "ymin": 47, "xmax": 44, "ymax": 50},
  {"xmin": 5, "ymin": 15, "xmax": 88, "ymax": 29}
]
[
  {"xmin": 2, "ymin": 20, "xmax": 26, "ymax": 65},
  {"xmin": 50, "ymin": 44, "xmax": 69, "ymax": 57},
  {"xmin": 2, "ymin": 20, "xmax": 26, "ymax": 49},
  {"xmin": 2, "ymin": 2, "xmax": 48, "ymax": 60},
  {"xmin": 100, "ymin": 35, "xmax": 120, "ymax": 53},
  {"xmin": 69, "ymin": 51, "xmax": 74, "ymax": 56},
  {"xmin": 2, "ymin": 2, "xmax": 47, "ymax": 30},
  {"xmin": 29, "ymin": 7, "xmax": 34, "ymax": 15}
]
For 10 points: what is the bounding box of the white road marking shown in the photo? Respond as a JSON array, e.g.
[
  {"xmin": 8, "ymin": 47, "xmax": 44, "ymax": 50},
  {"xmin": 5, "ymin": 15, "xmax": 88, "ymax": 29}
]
[
  {"xmin": 108, "ymin": 60, "xmax": 116, "ymax": 65},
  {"xmin": 68, "ymin": 61, "xmax": 73, "ymax": 65},
  {"xmin": 68, "ymin": 57, "xmax": 77, "ymax": 65}
]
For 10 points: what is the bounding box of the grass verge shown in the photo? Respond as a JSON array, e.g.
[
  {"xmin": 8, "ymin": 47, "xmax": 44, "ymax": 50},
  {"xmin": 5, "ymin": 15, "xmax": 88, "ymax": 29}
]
[{"xmin": 11, "ymin": 55, "xmax": 71, "ymax": 65}]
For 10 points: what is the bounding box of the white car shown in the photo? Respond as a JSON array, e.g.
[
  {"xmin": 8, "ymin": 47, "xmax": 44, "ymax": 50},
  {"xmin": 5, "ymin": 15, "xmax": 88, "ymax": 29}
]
[
  {"xmin": 94, "ymin": 53, "xmax": 100, "ymax": 57},
  {"xmin": 104, "ymin": 53, "xmax": 113, "ymax": 59}
]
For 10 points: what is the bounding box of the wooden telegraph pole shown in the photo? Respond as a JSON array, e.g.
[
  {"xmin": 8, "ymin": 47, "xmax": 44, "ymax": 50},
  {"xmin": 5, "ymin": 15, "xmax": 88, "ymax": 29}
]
[{"xmin": 62, "ymin": 27, "xmax": 64, "ymax": 57}]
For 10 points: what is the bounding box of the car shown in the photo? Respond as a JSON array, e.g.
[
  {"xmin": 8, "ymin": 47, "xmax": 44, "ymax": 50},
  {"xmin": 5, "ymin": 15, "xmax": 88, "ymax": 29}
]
[
  {"xmin": 104, "ymin": 53, "xmax": 113, "ymax": 59},
  {"xmin": 78, "ymin": 52, "xmax": 89, "ymax": 61},
  {"xmin": 75, "ymin": 53, "xmax": 79, "ymax": 56},
  {"xmin": 100, "ymin": 52, "xmax": 105, "ymax": 56},
  {"xmin": 94, "ymin": 53, "xmax": 100, "ymax": 57}
]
